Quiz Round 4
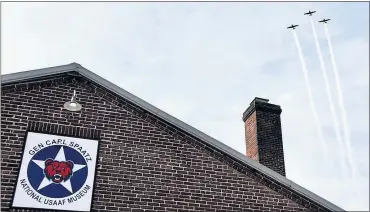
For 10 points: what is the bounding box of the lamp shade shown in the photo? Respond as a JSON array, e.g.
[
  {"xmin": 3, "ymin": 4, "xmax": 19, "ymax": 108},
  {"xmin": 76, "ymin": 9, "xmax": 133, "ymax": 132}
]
[{"xmin": 63, "ymin": 90, "xmax": 82, "ymax": 111}]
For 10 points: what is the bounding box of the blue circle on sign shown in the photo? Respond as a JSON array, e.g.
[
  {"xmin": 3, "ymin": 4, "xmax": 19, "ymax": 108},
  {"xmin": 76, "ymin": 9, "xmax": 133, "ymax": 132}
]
[{"xmin": 27, "ymin": 145, "xmax": 88, "ymax": 198}]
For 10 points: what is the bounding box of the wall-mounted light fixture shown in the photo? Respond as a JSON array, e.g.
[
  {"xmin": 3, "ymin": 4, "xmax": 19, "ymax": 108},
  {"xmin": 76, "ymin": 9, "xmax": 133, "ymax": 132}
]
[{"xmin": 63, "ymin": 90, "xmax": 82, "ymax": 112}]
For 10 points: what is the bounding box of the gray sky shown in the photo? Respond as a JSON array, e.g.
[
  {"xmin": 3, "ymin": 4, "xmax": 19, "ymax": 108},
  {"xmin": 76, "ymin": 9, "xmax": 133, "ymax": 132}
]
[{"xmin": 2, "ymin": 2, "xmax": 369, "ymax": 211}]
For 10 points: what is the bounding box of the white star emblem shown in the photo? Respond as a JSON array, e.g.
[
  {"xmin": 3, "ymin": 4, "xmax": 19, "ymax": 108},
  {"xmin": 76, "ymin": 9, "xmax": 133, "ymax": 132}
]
[{"xmin": 32, "ymin": 146, "xmax": 86, "ymax": 193}]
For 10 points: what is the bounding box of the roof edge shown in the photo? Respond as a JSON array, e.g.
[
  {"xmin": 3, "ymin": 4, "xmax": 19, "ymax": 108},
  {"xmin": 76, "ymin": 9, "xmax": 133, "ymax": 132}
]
[
  {"xmin": 1, "ymin": 63, "xmax": 79, "ymax": 85},
  {"xmin": 1, "ymin": 63, "xmax": 345, "ymax": 212}
]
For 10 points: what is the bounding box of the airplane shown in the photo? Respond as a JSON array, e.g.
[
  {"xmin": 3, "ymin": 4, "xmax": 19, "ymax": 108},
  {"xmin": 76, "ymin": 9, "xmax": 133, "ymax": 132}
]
[
  {"xmin": 319, "ymin": 18, "xmax": 331, "ymax": 23},
  {"xmin": 304, "ymin": 10, "xmax": 316, "ymax": 16},
  {"xmin": 287, "ymin": 24, "xmax": 299, "ymax": 30}
]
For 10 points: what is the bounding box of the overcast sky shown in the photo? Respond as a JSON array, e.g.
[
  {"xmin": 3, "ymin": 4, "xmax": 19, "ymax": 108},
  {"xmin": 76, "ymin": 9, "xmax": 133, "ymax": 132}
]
[{"xmin": 2, "ymin": 2, "xmax": 369, "ymax": 211}]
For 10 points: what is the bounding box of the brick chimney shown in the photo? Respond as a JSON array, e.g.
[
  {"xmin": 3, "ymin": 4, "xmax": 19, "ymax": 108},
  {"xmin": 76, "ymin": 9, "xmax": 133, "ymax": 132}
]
[{"xmin": 242, "ymin": 97, "xmax": 286, "ymax": 176}]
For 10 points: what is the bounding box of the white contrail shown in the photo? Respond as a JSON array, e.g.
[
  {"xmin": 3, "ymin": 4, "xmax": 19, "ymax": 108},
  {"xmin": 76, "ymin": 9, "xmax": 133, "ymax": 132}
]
[
  {"xmin": 291, "ymin": 30, "xmax": 328, "ymax": 155},
  {"xmin": 309, "ymin": 17, "xmax": 347, "ymax": 170},
  {"xmin": 323, "ymin": 23, "xmax": 356, "ymax": 179}
]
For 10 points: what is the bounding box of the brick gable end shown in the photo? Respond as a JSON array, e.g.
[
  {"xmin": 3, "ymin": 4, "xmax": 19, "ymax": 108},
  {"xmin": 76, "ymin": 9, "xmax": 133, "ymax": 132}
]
[{"xmin": 1, "ymin": 75, "xmax": 322, "ymax": 211}]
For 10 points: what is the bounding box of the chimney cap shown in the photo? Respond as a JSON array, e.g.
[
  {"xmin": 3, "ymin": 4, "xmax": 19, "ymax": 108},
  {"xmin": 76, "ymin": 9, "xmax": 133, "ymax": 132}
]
[
  {"xmin": 243, "ymin": 97, "xmax": 281, "ymax": 122},
  {"xmin": 251, "ymin": 97, "xmax": 269, "ymax": 105}
]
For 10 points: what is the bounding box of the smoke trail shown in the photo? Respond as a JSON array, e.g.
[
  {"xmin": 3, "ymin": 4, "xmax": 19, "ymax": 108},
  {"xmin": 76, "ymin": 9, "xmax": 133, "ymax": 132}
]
[
  {"xmin": 324, "ymin": 23, "xmax": 356, "ymax": 179},
  {"xmin": 291, "ymin": 30, "xmax": 328, "ymax": 154},
  {"xmin": 309, "ymin": 17, "xmax": 348, "ymax": 170}
]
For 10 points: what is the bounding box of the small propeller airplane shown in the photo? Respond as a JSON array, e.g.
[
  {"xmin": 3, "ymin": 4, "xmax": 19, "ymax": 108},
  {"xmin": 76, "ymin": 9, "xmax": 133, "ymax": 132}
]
[
  {"xmin": 287, "ymin": 24, "xmax": 299, "ymax": 30},
  {"xmin": 304, "ymin": 10, "xmax": 316, "ymax": 16},
  {"xmin": 319, "ymin": 18, "xmax": 331, "ymax": 23}
]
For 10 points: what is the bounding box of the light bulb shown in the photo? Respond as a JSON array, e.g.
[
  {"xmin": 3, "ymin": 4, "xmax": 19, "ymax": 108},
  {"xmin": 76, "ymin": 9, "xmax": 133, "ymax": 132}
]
[{"xmin": 69, "ymin": 102, "xmax": 77, "ymax": 107}]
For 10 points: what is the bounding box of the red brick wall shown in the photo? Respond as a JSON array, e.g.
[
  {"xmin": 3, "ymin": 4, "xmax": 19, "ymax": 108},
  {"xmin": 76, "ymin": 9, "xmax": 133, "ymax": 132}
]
[
  {"xmin": 1, "ymin": 74, "xmax": 328, "ymax": 211},
  {"xmin": 245, "ymin": 111, "xmax": 259, "ymax": 161}
]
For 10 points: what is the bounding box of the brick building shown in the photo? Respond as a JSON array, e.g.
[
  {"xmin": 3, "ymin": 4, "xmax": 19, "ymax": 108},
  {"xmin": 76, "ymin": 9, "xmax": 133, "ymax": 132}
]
[{"xmin": 1, "ymin": 63, "xmax": 344, "ymax": 211}]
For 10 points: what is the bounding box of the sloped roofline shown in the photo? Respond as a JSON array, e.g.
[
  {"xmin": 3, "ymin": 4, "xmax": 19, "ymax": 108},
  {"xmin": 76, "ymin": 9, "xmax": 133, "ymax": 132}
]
[{"xmin": 1, "ymin": 63, "xmax": 344, "ymax": 211}]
